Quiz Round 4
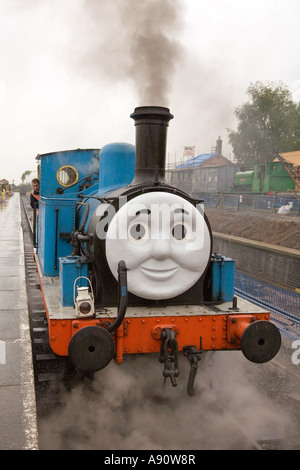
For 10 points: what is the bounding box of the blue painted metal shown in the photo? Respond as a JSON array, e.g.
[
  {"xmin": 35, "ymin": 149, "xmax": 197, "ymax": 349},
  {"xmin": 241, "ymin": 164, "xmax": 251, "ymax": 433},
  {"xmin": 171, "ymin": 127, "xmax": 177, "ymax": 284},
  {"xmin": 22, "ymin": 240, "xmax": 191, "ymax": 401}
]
[
  {"xmin": 55, "ymin": 144, "xmax": 135, "ymax": 303},
  {"xmin": 77, "ymin": 142, "xmax": 135, "ymax": 232},
  {"xmin": 210, "ymin": 253, "xmax": 235, "ymax": 301},
  {"xmin": 59, "ymin": 255, "xmax": 88, "ymax": 307},
  {"xmin": 98, "ymin": 142, "xmax": 135, "ymax": 193},
  {"xmin": 37, "ymin": 148, "xmax": 100, "ymax": 197},
  {"xmin": 36, "ymin": 144, "xmax": 135, "ymax": 278},
  {"xmin": 38, "ymin": 198, "xmax": 76, "ymax": 276},
  {"xmin": 36, "ymin": 149, "xmax": 100, "ymax": 276}
]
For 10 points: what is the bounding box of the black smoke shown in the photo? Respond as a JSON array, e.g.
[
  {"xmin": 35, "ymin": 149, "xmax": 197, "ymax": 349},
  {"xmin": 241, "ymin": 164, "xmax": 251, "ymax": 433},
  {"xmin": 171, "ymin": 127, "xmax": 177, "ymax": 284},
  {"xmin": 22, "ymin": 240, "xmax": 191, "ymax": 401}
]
[{"xmin": 71, "ymin": 0, "xmax": 184, "ymax": 106}]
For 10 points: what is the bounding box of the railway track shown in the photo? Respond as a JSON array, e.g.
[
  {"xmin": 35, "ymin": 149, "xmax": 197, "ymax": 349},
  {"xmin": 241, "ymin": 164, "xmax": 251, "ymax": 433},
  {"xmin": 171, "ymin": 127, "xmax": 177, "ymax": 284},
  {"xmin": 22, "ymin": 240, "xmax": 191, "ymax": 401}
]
[
  {"xmin": 20, "ymin": 194, "xmax": 299, "ymax": 450},
  {"xmin": 20, "ymin": 195, "xmax": 80, "ymax": 417}
]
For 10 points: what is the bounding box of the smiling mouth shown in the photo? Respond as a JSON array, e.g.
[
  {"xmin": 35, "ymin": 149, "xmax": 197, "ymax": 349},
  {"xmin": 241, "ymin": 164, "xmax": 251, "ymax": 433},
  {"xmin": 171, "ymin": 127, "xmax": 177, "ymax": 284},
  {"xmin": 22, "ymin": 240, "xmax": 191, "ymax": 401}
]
[{"xmin": 139, "ymin": 266, "xmax": 179, "ymax": 281}]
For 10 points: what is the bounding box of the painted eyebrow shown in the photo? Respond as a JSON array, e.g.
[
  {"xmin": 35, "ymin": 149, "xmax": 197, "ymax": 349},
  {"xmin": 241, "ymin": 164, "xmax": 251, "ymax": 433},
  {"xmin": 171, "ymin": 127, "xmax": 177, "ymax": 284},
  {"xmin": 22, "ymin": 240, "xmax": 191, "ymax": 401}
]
[
  {"xmin": 135, "ymin": 209, "xmax": 151, "ymax": 216},
  {"xmin": 174, "ymin": 208, "xmax": 189, "ymax": 215},
  {"xmin": 132, "ymin": 208, "xmax": 189, "ymax": 216},
  {"xmin": 129, "ymin": 207, "xmax": 190, "ymax": 220},
  {"xmin": 127, "ymin": 209, "xmax": 151, "ymax": 221}
]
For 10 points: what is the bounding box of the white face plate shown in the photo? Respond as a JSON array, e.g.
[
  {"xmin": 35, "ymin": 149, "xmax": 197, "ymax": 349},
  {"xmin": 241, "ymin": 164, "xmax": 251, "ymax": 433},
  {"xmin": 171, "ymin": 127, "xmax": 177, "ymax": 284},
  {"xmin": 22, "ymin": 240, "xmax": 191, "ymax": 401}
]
[{"xmin": 105, "ymin": 192, "xmax": 211, "ymax": 300}]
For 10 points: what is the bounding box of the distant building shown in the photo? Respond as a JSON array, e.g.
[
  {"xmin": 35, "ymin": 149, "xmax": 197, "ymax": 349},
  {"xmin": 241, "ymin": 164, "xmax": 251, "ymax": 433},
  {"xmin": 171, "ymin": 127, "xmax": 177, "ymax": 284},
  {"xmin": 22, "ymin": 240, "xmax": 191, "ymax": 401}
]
[
  {"xmin": 166, "ymin": 137, "xmax": 238, "ymax": 195},
  {"xmin": 0, "ymin": 179, "xmax": 12, "ymax": 197}
]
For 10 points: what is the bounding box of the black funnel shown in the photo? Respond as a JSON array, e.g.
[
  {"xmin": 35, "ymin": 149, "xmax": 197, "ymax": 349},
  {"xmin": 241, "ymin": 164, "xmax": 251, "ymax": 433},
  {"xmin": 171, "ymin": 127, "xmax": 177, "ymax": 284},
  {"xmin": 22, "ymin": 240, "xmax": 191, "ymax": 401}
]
[{"xmin": 130, "ymin": 106, "xmax": 174, "ymax": 185}]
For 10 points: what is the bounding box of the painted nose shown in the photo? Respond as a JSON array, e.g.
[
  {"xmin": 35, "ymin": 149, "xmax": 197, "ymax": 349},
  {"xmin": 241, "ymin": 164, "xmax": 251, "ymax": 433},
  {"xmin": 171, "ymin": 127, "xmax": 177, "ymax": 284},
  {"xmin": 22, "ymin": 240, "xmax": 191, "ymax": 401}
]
[{"xmin": 151, "ymin": 239, "xmax": 171, "ymax": 260}]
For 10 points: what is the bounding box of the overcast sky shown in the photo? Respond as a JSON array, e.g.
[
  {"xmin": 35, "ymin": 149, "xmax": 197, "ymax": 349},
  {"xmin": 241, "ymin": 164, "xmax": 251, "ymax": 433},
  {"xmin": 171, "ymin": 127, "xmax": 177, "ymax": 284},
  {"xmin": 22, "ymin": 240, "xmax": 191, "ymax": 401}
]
[{"xmin": 1, "ymin": 0, "xmax": 300, "ymax": 184}]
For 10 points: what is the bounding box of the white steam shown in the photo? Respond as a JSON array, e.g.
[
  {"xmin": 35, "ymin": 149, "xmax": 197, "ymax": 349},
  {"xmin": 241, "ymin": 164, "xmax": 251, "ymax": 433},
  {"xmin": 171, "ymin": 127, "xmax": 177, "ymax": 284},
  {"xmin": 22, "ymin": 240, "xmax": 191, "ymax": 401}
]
[{"xmin": 38, "ymin": 351, "xmax": 292, "ymax": 450}]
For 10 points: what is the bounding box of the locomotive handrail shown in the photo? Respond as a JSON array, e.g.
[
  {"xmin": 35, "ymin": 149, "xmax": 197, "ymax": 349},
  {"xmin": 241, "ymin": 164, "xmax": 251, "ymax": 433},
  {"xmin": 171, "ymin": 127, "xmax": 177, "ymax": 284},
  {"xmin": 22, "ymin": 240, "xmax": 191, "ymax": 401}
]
[
  {"xmin": 105, "ymin": 260, "xmax": 128, "ymax": 333},
  {"xmin": 56, "ymin": 172, "xmax": 97, "ymax": 194},
  {"xmin": 54, "ymin": 208, "xmax": 59, "ymax": 270}
]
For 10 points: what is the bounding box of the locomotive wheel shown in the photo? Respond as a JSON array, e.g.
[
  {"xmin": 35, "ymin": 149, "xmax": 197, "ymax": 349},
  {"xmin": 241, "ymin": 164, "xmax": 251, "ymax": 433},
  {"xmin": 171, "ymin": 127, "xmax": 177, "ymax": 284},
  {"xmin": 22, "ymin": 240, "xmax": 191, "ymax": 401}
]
[
  {"xmin": 68, "ymin": 326, "xmax": 115, "ymax": 372},
  {"xmin": 240, "ymin": 320, "xmax": 281, "ymax": 364}
]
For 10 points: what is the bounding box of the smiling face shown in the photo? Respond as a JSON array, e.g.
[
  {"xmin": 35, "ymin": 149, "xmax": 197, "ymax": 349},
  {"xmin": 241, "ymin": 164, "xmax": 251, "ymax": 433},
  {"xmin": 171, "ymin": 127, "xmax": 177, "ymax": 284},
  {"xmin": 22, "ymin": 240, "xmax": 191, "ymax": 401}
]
[{"xmin": 105, "ymin": 192, "xmax": 211, "ymax": 300}]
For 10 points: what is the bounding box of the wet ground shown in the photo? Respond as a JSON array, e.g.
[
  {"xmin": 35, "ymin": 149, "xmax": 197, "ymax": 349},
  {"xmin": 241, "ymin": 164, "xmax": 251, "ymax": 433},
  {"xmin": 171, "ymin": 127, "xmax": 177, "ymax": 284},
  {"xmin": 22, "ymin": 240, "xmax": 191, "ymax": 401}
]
[{"xmin": 0, "ymin": 195, "xmax": 38, "ymax": 450}]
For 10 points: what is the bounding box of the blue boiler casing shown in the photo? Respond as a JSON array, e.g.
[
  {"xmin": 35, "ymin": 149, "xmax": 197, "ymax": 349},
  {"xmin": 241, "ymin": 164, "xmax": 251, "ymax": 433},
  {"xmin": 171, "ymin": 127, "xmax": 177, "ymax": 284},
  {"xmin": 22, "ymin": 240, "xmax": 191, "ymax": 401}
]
[
  {"xmin": 98, "ymin": 142, "xmax": 136, "ymax": 194},
  {"xmin": 75, "ymin": 143, "xmax": 136, "ymax": 235}
]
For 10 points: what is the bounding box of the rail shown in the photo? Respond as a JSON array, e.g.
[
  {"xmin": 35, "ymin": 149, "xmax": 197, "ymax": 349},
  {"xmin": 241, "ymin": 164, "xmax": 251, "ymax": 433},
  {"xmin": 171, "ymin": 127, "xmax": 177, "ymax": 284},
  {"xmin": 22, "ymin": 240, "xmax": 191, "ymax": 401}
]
[{"xmin": 20, "ymin": 194, "xmax": 76, "ymax": 416}]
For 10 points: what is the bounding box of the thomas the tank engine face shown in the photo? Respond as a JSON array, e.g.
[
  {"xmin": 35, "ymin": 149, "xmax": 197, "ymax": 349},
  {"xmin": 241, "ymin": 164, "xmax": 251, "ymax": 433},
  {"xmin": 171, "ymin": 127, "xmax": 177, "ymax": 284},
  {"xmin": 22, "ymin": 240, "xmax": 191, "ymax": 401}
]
[{"xmin": 104, "ymin": 191, "xmax": 211, "ymax": 300}]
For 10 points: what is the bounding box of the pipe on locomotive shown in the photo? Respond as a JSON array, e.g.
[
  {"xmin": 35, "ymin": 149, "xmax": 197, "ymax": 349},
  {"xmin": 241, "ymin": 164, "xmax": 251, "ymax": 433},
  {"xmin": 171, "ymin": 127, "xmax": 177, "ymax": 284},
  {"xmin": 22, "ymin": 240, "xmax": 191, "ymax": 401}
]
[
  {"xmin": 130, "ymin": 106, "xmax": 174, "ymax": 185},
  {"xmin": 105, "ymin": 260, "xmax": 128, "ymax": 333}
]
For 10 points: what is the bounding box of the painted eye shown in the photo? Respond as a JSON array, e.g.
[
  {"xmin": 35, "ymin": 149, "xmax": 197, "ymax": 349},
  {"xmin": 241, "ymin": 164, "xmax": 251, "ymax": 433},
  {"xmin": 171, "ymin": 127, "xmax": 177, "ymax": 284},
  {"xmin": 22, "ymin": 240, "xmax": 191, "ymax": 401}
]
[
  {"xmin": 172, "ymin": 224, "xmax": 187, "ymax": 240},
  {"xmin": 129, "ymin": 223, "xmax": 146, "ymax": 240}
]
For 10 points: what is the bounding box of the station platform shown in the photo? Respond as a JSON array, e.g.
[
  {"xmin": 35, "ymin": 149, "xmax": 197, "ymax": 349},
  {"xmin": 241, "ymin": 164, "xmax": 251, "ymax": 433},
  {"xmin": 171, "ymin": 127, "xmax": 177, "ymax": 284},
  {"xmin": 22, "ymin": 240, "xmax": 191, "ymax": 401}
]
[{"xmin": 0, "ymin": 194, "xmax": 38, "ymax": 449}]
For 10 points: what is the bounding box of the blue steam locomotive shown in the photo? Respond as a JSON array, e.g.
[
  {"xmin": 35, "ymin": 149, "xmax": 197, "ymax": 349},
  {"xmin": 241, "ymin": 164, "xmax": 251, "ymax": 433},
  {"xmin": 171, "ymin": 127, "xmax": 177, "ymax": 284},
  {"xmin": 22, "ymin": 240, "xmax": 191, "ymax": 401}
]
[{"xmin": 33, "ymin": 106, "xmax": 281, "ymax": 394}]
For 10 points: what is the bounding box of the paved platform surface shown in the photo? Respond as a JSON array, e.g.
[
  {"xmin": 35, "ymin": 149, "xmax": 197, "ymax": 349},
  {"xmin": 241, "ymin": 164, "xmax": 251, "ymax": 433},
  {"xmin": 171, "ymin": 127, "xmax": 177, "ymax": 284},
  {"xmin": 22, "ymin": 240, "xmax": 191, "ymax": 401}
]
[{"xmin": 0, "ymin": 194, "xmax": 38, "ymax": 449}]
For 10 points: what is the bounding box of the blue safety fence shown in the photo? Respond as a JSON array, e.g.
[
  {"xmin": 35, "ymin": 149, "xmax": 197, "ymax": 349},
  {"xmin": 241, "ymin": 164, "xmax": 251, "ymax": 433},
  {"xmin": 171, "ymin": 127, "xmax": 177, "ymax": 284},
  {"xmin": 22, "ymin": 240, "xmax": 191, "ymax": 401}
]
[
  {"xmin": 234, "ymin": 270, "xmax": 300, "ymax": 340},
  {"xmin": 198, "ymin": 192, "xmax": 300, "ymax": 215}
]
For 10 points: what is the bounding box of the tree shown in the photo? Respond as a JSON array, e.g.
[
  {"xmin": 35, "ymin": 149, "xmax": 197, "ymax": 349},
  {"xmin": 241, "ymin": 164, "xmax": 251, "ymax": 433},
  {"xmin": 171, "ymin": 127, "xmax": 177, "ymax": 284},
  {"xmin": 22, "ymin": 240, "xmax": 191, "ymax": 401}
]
[
  {"xmin": 227, "ymin": 81, "xmax": 300, "ymax": 168},
  {"xmin": 21, "ymin": 170, "xmax": 32, "ymax": 184}
]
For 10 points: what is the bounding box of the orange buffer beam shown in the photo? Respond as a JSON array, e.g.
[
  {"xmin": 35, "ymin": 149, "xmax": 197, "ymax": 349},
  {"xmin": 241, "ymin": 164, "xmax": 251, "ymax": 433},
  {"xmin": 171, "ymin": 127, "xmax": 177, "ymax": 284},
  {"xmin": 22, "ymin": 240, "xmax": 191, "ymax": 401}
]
[{"xmin": 47, "ymin": 312, "xmax": 280, "ymax": 366}]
